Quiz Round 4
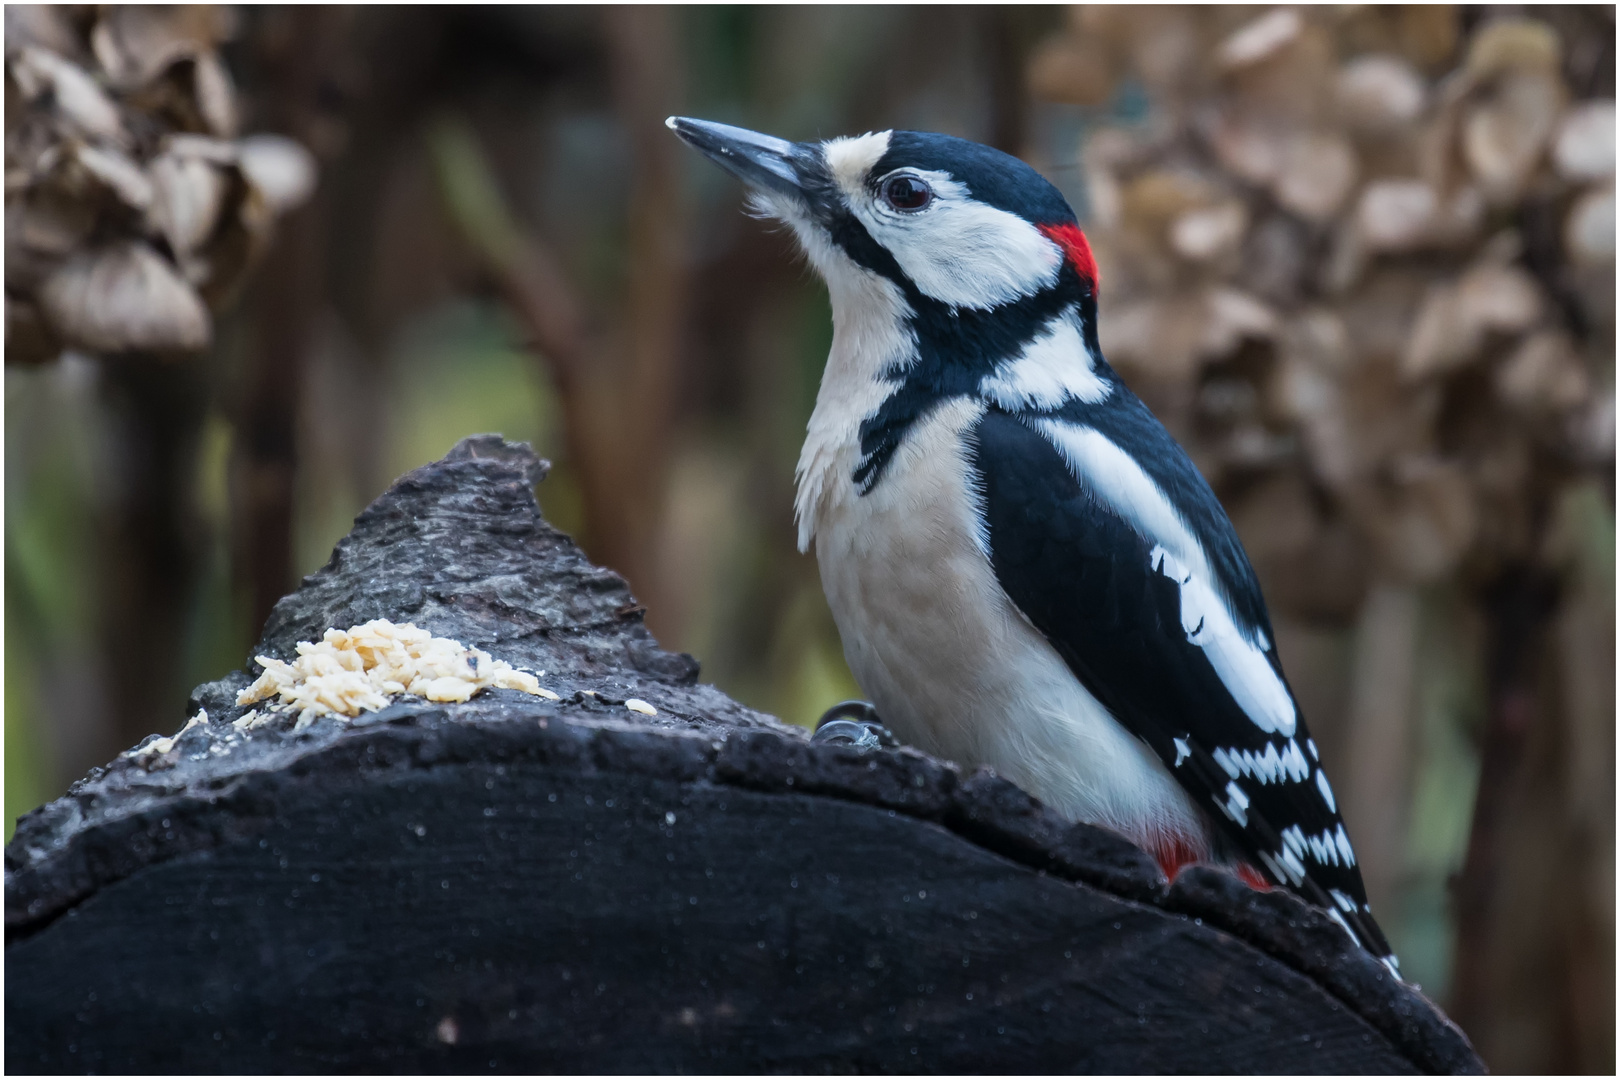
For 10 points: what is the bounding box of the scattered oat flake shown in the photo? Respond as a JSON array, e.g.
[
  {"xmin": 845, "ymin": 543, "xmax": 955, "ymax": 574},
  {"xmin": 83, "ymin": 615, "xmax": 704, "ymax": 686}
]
[
  {"xmin": 232, "ymin": 709, "xmax": 269, "ymax": 731},
  {"xmin": 625, "ymin": 698, "xmax": 658, "ymax": 716},
  {"xmin": 124, "ymin": 708, "xmax": 208, "ymax": 763},
  {"xmin": 235, "ymin": 619, "xmax": 559, "ymax": 726}
]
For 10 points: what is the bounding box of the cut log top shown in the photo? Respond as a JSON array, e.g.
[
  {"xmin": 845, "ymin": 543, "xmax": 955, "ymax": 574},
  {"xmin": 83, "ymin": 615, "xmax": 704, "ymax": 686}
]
[{"xmin": 5, "ymin": 435, "xmax": 1482, "ymax": 1074}]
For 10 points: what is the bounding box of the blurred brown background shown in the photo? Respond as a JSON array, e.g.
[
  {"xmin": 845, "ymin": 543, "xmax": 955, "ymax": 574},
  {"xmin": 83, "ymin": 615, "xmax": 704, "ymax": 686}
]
[{"xmin": 5, "ymin": 6, "xmax": 1613, "ymax": 1072}]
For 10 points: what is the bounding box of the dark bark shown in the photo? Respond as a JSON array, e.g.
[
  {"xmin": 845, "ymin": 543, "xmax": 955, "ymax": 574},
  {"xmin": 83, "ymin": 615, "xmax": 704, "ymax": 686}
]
[{"xmin": 7, "ymin": 437, "xmax": 1481, "ymax": 1074}]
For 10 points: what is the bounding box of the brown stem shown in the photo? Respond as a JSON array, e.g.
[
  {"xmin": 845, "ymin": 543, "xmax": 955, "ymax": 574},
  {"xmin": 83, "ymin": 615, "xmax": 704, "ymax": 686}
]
[
  {"xmin": 1446, "ymin": 564, "xmax": 1559, "ymax": 1055},
  {"xmin": 425, "ymin": 114, "xmax": 601, "ymax": 560},
  {"xmin": 97, "ymin": 354, "xmax": 210, "ymax": 752},
  {"xmin": 982, "ymin": 6, "xmax": 1027, "ymax": 155},
  {"xmin": 228, "ymin": 7, "xmax": 345, "ymax": 631},
  {"xmin": 598, "ymin": 4, "xmax": 689, "ymax": 631},
  {"xmin": 429, "ymin": 9, "xmax": 689, "ymax": 634}
]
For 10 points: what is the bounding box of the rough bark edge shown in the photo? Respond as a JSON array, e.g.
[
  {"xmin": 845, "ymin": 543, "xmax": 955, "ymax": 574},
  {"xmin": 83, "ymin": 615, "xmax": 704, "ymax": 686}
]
[{"xmin": 7, "ymin": 708, "xmax": 1481, "ymax": 1073}]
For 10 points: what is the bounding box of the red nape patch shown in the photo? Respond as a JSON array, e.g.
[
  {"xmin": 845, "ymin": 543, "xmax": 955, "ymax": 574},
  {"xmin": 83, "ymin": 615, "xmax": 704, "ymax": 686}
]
[
  {"xmin": 1234, "ymin": 863, "xmax": 1274, "ymax": 892},
  {"xmin": 1038, "ymin": 222, "xmax": 1099, "ymax": 292}
]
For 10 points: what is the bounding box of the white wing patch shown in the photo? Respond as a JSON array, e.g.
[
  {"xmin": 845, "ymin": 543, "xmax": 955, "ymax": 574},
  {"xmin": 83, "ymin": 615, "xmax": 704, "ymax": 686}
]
[
  {"xmin": 1033, "ymin": 420, "xmax": 1298, "ymax": 739},
  {"xmin": 1151, "ymin": 546, "xmax": 1298, "ymax": 737},
  {"xmin": 1035, "ymin": 421, "xmax": 1208, "ymax": 578},
  {"xmin": 978, "ymin": 305, "xmax": 1110, "ymax": 409}
]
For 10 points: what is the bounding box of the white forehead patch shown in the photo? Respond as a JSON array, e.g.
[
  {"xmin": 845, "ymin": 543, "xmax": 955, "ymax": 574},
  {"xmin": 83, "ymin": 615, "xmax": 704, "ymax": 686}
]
[
  {"xmin": 849, "ymin": 171, "xmax": 1062, "ymax": 311},
  {"xmin": 822, "ymin": 131, "xmax": 892, "ymax": 200}
]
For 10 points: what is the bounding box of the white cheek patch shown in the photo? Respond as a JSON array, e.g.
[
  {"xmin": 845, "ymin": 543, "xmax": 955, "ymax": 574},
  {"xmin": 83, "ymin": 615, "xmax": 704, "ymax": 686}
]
[
  {"xmin": 823, "ymin": 131, "xmax": 891, "ymax": 200},
  {"xmin": 854, "ymin": 172, "xmax": 1063, "ymax": 310},
  {"xmin": 978, "ymin": 306, "xmax": 1110, "ymax": 409}
]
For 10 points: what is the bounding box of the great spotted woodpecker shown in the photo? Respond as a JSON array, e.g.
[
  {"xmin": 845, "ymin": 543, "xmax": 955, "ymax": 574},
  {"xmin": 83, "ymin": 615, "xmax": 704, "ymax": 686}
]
[{"xmin": 669, "ymin": 116, "xmax": 1397, "ymax": 974}]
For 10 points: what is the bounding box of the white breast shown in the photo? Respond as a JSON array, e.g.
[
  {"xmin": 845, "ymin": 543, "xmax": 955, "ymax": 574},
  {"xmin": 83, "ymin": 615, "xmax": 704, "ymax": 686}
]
[{"xmin": 800, "ymin": 395, "xmax": 1209, "ymax": 854}]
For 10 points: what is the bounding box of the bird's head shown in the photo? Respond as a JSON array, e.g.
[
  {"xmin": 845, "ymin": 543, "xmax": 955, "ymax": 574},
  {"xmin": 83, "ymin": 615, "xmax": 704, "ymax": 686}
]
[
  {"xmin": 672, "ymin": 117, "xmax": 1115, "ymax": 531},
  {"xmin": 668, "ymin": 117, "xmax": 1099, "ymax": 325}
]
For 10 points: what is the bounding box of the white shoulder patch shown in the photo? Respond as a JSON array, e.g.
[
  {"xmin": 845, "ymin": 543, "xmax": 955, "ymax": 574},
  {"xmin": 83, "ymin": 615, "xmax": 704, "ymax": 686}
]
[
  {"xmin": 979, "ymin": 306, "xmax": 1110, "ymax": 409},
  {"xmin": 1032, "ymin": 419, "xmax": 1296, "ymax": 738}
]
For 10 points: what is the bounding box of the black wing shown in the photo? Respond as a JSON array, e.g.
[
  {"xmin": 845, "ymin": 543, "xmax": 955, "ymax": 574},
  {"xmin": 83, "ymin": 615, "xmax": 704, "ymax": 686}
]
[{"xmin": 969, "ymin": 403, "xmax": 1395, "ymax": 966}]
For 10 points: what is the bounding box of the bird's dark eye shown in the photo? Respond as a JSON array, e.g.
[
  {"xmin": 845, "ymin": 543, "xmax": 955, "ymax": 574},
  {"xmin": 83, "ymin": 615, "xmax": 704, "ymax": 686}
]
[{"xmin": 880, "ymin": 174, "xmax": 933, "ymax": 212}]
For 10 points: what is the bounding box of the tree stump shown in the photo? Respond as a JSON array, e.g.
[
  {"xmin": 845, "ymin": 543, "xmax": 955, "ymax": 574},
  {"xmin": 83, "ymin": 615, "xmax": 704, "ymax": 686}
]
[{"xmin": 5, "ymin": 436, "xmax": 1482, "ymax": 1074}]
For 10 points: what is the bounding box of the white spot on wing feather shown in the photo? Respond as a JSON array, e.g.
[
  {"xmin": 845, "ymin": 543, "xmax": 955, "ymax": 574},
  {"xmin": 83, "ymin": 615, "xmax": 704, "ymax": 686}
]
[
  {"xmin": 1335, "ymin": 824, "xmax": 1357, "ymax": 866},
  {"xmin": 1279, "ymin": 847, "xmax": 1307, "ymax": 885},
  {"xmin": 1281, "ymin": 739, "xmax": 1309, "ymax": 781},
  {"xmin": 1218, "ymin": 780, "xmax": 1250, "ymax": 826},
  {"xmin": 1308, "ymin": 828, "xmax": 1340, "ymax": 866},
  {"xmin": 1316, "ymin": 769, "xmax": 1337, "ymax": 812},
  {"xmin": 1324, "ymin": 906, "xmax": 1363, "ymax": 948}
]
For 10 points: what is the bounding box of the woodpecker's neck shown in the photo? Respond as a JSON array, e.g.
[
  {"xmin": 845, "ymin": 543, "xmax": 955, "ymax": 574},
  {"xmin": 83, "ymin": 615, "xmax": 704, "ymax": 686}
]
[
  {"xmin": 793, "ymin": 247, "xmax": 916, "ymax": 552},
  {"xmin": 851, "ymin": 264, "xmax": 1104, "ymax": 494},
  {"xmin": 795, "ymin": 253, "xmax": 1107, "ymax": 551}
]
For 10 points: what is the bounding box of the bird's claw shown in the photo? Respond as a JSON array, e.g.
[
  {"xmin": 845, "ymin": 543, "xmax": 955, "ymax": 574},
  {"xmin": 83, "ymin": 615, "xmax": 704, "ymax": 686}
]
[{"xmin": 812, "ymin": 700, "xmax": 897, "ymax": 750}]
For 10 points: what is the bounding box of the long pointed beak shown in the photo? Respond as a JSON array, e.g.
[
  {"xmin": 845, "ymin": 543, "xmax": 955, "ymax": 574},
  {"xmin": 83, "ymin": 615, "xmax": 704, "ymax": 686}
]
[{"xmin": 666, "ymin": 116, "xmax": 811, "ymax": 200}]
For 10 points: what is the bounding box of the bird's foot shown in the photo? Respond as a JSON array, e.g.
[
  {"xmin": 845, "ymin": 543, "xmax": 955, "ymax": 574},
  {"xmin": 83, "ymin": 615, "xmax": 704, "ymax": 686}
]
[{"xmin": 811, "ymin": 700, "xmax": 897, "ymax": 750}]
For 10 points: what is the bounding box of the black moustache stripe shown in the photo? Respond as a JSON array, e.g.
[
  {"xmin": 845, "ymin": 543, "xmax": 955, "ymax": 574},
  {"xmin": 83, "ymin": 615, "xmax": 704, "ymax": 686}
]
[{"xmin": 850, "ymin": 263, "xmax": 1101, "ymax": 495}]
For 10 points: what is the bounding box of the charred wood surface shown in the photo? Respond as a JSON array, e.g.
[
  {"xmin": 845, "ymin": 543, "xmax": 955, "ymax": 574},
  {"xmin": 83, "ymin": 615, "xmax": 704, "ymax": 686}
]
[{"xmin": 4, "ymin": 436, "xmax": 1482, "ymax": 1074}]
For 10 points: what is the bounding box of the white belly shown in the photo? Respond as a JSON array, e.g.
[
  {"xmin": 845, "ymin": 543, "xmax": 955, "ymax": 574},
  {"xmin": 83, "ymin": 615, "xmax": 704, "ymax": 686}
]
[{"xmin": 807, "ymin": 397, "xmax": 1208, "ymax": 853}]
